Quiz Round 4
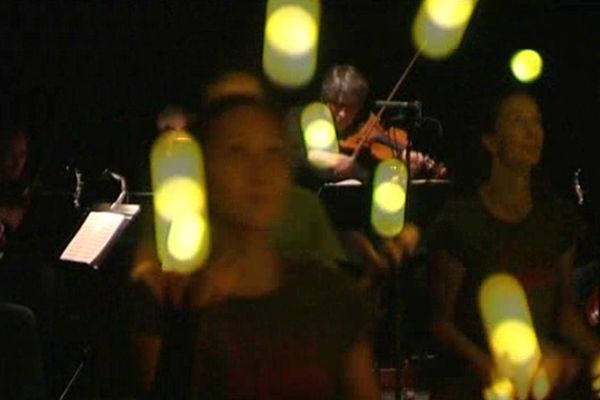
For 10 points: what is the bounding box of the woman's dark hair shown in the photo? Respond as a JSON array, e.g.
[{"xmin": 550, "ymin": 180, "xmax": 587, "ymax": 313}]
[{"xmin": 195, "ymin": 95, "xmax": 285, "ymax": 146}]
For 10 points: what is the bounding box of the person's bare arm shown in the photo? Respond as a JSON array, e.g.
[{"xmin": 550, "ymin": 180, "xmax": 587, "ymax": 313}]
[
  {"xmin": 344, "ymin": 339, "xmax": 381, "ymax": 400},
  {"xmin": 430, "ymin": 250, "xmax": 494, "ymax": 385}
]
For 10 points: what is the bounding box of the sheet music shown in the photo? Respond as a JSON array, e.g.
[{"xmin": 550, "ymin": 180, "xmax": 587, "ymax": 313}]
[{"xmin": 60, "ymin": 211, "xmax": 128, "ymax": 266}]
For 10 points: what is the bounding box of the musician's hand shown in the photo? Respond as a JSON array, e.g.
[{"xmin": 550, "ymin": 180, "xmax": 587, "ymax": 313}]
[{"xmin": 332, "ymin": 155, "xmax": 358, "ymax": 179}]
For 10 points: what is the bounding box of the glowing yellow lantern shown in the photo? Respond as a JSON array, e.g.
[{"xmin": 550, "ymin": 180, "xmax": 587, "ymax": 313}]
[
  {"xmin": 263, "ymin": 0, "xmax": 320, "ymax": 88},
  {"xmin": 510, "ymin": 49, "xmax": 543, "ymax": 83},
  {"xmin": 151, "ymin": 130, "xmax": 211, "ymax": 273},
  {"xmin": 412, "ymin": 0, "xmax": 478, "ymax": 59},
  {"xmin": 371, "ymin": 159, "xmax": 408, "ymax": 238},
  {"xmin": 300, "ymin": 102, "xmax": 339, "ymax": 168},
  {"xmin": 479, "ymin": 273, "xmax": 542, "ymax": 400}
]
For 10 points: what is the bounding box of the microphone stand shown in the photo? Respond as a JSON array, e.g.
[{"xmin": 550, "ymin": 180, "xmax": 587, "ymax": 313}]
[{"xmin": 376, "ymin": 100, "xmax": 423, "ymax": 400}]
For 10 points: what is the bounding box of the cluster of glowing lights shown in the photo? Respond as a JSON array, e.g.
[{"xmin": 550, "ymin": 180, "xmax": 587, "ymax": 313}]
[
  {"xmin": 371, "ymin": 159, "xmax": 408, "ymax": 238},
  {"xmin": 479, "ymin": 273, "xmax": 543, "ymax": 400},
  {"xmin": 263, "ymin": 0, "xmax": 320, "ymax": 88},
  {"xmin": 510, "ymin": 49, "xmax": 543, "ymax": 83},
  {"xmin": 412, "ymin": 0, "xmax": 478, "ymax": 59},
  {"xmin": 151, "ymin": 130, "xmax": 211, "ymax": 273}
]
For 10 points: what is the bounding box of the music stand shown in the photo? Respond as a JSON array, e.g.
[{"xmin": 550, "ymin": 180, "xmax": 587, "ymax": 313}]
[{"xmin": 57, "ymin": 173, "xmax": 140, "ymax": 400}]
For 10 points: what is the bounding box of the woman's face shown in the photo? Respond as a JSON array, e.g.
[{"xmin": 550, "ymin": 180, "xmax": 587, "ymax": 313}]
[
  {"xmin": 205, "ymin": 105, "xmax": 291, "ymax": 231},
  {"xmin": 1, "ymin": 135, "xmax": 28, "ymax": 181},
  {"xmin": 484, "ymin": 93, "xmax": 544, "ymax": 169}
]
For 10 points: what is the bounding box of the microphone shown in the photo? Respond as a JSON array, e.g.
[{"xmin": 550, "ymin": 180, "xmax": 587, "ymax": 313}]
[{"xmin": 375, "ymin": 100, "xmax": 422, "ymax": 109}]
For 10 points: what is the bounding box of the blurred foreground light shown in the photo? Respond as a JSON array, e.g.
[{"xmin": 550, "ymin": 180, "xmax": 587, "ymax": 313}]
[
  {"xmin": 425, "ymin": 0, "xmax": 476, "ymax": 28},
  {"xmin": 479, "ymin": 273, "xmax": 542, "ymax": 400},
  {"xmin": 483, "ymin": 377, "xmax": 514, "ymax": 400},
  {"xmin": 412, "ymin": 0, "xmax": 478, "ymax": 59},
  {"xmin": 151, "ymin": 130, "xmax": 211, "ymax": 274},
  {"xmin": 371, "ymin": 159, "xmax": 408, "ymax": 238},
  {"xmin": 301, "ymin": 102, "xmax": 338, "ymax": 168},
  {"xmin": 511, "ymin": 49, "xmax": 543, "ymax": 83},
  {"xmin": 167, "ymin": 213, "xmax": 208, "ymax": 262},
  {"xmin": 263, "ymin": 0, "xmax": 320, "ymax": 88}
]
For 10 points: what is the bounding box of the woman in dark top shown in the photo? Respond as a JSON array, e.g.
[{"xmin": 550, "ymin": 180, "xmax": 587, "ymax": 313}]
[
  {"xmin": 129, "ymin": 96, "xmax": 380, "ymax": 399},
  {"xmin": 428, "ymin": 89, "xmax": 600, "ymax": 399}
]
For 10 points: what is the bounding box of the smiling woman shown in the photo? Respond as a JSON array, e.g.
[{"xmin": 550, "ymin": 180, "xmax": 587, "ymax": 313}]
[{"xmin": 427, "ymin": 88, "xmax": 600, "ymax": 399}]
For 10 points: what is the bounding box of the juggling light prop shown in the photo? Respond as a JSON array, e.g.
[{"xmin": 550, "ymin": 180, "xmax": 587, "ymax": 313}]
[
  {"xmin": 412, "ymin": 0, "xmax": 478, "ymax": 59},
  {"xmin": 151, "ymin": 130, "xmax": 211, "ymax": 274},
  {"xmin": 301, "ymin": 102, "xmax": 339, "ymax": 169},
  {"xmin": 263, "ymin": 0, "xmax": 320, "ymax": 88},
  {"xmin": 371, "ymin": 159, "xmax": 408, "ymax": 238},
  {"xmin": 479, "ymin": 273, "xmax": 543, "ymax": 400},
  {"xmin": 510, "ymin": 49, "xmax": 543, "ymax": 83}
]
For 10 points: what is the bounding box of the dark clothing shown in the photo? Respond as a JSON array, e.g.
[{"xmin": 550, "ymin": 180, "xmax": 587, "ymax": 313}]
[
  {"xmin": 427, "ymin": 194, "xmax": 583, "ymax": 399},
  {"xmin": 129, "ymin": 260, "xmax": 372, "ymax": 399},
  {"xmin": 0, "ymin": 302, "xmax": 46, "ymax": 400}
]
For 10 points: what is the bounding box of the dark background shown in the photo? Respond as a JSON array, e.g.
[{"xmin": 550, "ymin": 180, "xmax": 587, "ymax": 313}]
[{"xmin": 2, "ymin": 0, "xmax": 599, "ymax": 212}]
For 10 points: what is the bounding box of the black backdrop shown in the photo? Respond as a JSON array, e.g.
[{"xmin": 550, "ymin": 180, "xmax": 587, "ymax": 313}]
[{"xmin": 2, "ymin": 0, "xmax": 600, "ymax": 213}]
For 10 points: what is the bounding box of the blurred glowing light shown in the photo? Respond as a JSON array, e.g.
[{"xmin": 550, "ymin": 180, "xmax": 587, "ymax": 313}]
[
  {"xmin": 371, "ymin": 159, "xmax": 408, "ymax": 237},
  {"xmin": 155, "ymin": 177, "xmax": 205, "ymax": 220},
  {"xmin": 483, "ymin": 377, "xmax": 514, "ymax": 400},
  {"xmin": 266, "ymin": 5, "xmax": 317, "ymax": 55},
  {"xmin": 373, "ymin": 182, "xmax": 406, "ymax": 213},
  {"xmin": 263, "ymin": 0, "xmax": 320, "ymax": 88},
  {"xmin": 480, "ymin": 273, "xmax": 542, "ymax": 400},
  {"xmin": 151, "ymin": 130, "xmax": 210, "ymax": 273},
  {"xmin": 412, "ymin": 0, "xmax": 478, "ymax": 59},
  {"xmin": 301, "ymin": 102, "xmax": 338, "ymax": 168},
  {"xmin": 167, "ymin": 213, "xmax": 208, "ymax": 263},
  {"xmin": 490, "ymin": 321, "xmax": 537, "ymax": 364},
  {"xmin": 425, "ymin": 0, "xmax": 476, "ymax": 28},
  {"xmin": 511, "ymin": 49, "xmax": 543, "ymax": 83}
]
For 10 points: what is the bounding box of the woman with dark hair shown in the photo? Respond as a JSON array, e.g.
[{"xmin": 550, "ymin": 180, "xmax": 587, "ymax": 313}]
[
  {"xmin": 428, "ymin": 89, "xmax": 600, "ymax": 399},
  {"xmin": 129, "ymin": 96, "xmax": 381, "ymax": 399}
]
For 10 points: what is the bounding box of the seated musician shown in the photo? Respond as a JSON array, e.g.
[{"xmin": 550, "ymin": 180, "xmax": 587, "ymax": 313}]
[{"xmin": 302, "ymin": 64, "xmax": 447, "ymax": 186}]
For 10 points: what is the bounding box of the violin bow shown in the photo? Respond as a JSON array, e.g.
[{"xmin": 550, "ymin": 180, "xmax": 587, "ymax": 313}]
[{"xmin": 350, "ymin": 49, "xmax": 422, "ymax": 160}]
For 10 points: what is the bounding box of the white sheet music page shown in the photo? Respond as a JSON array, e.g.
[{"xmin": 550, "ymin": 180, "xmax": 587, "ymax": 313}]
[{"xmin": 60, "ymin": 211, "xmax": 127, "ymax": 266}]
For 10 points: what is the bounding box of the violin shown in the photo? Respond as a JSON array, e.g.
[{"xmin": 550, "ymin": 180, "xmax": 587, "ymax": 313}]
[
  {"xmin": 339, "ymin": 113, "xmax": 408, "ymax": 161},
  {"xmin": 339, "ymin": 113, "xmax": 448, "ymax": 179}
]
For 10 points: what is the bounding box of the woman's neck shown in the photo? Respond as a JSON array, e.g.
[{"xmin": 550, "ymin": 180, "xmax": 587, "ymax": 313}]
[
  {"xmin": 480, "ymin": 163, "xmax": 533, "ymax": 222},
  {"xmin": 209, "ymin": 224, "xmax": 282, "ymax": 297}
]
